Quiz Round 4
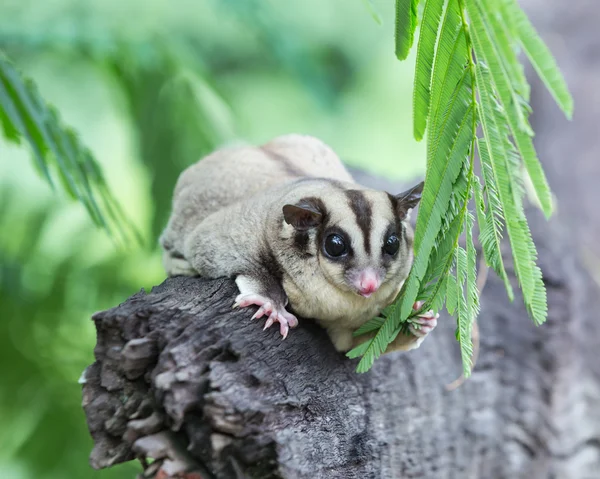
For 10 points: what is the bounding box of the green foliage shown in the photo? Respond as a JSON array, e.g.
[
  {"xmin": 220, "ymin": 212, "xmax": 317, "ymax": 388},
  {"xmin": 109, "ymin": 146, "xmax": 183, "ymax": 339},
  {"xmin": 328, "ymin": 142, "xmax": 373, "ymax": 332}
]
[
  {"xmin": 412, "ymin": 0, "xmax": 444, "ymax": 140},
  {"xmin": 395, "ymin": 0, "xmax": 420, "ymax": 59},
  {"xmin": 348, "ymin": 0, "xmax": 572, "ymax": 374},
  {"xmin": 499, "ymin": 0, "xmax": 573, "ymax": 118},
  {"xmin": 0, "ymin": 53, "xmax": 137, "ymax": 245}
]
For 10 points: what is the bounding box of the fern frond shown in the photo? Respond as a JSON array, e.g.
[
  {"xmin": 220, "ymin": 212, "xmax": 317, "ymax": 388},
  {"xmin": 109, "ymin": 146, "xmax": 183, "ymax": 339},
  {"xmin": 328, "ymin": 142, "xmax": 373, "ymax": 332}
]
[
  {"xmin": 484, "ymin": 3, "xmax": 530, "ymax": 102},
  {"xmin": 413, "ymin": 85, "xmax": 472, "ymax": 261},
  {"xmin": 475, "ymin": 146, "xmax": 514, "ymax": 300},
  {"xmin": 395, "ymin": 0, "xmax": 420, "ymax": 59},
  {"xmin": 346, "ymin": 339, "xmax": 372, "ymax": 359},
  {"xmin": 413, "ymin": 0, "xmax": 445, "ymax": 140},
  {"xmin": 353, "ymin": 316, "xmax": 386, "ymax": 336},
  {"xmin": 474, "ymin": 63, "xmax": 547, "ymax": 324},
  {"xmin": 455, "ymin": 254, "xmax": 472, "ymax": 374},
  {"xmin": 467, "ymin": 0, "xmax": 553, "ymax": 218},
  {"xmin": 454, "ymin": 245, "xmax": 472, "ymax": 372},
  {"xmin": 0, "ymin": 53, "xmax": 136, "ymax": 244},
  {"xmin": 446, "ymin": 272, "xmax": 458, "ymax": 316},
  {"xmin": 354, "ymin": 312, "xmax": 398, "ymax": 373},
  {"xmin": 406, "ymin": 62, "xmax": 473, "ymax": 309},
  {"xmin": 461, "ymin": 211, "xmax": 479, "ymax": 376},
  {"xmin": 428, "ymin": 1, "xmax": 465, "ymax": 140},
  {"xmin": 419, "ymin": 161, "xmax": 471, "ymax": 307},
  {"xmin": 498, "ymin": 0, "xmax": 573, "ymax": 119},
  {"xmin": 426, "ymin": 275, "xmax": 447, "ymax": 312},
  {"xmin": 352, "ymin": 0, "xmax": 565, "ymax": 374}
]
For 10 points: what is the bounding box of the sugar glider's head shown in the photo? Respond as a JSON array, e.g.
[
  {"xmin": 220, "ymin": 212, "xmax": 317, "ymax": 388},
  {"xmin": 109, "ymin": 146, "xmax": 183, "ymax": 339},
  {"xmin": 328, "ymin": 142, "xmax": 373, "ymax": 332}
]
[{"xmin": 282, "ymin": 181, "xmax": 423, "ymax": 299}]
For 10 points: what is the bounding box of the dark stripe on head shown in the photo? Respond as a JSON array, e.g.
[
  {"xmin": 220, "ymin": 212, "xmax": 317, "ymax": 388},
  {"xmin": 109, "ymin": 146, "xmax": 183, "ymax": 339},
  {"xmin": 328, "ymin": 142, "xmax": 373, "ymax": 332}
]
[
  {"xmin": 289, "ymin": 177, "xmax": 348, "ymax": 190},
  {"xmin": 387, "ymin": 193, "xmax": 402, "ymax": 234},
  {"xmin": 345, "ymin": 189, "xmax": 373, "ymax": 254},
  {"xmin": 261, "ymin": 148, "xmax": 308, "ymax": 178}
]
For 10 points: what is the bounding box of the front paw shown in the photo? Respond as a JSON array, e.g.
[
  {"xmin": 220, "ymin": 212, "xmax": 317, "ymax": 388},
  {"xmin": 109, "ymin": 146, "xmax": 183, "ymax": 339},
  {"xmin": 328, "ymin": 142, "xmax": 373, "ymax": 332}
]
[
  {"xmin": 233, "ymin": 293, "xmax": 299, "ymax": 339},
  {"xmin": 408, "ymin": 301, "xmax": 439, "ymax": 339}
]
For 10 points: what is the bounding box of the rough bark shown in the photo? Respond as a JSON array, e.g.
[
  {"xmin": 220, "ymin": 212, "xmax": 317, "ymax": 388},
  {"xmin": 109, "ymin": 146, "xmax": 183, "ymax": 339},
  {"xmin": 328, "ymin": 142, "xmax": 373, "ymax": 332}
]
[{"xmin": 82, "ymin": 3, "xmax": 600, "ymax": 478}]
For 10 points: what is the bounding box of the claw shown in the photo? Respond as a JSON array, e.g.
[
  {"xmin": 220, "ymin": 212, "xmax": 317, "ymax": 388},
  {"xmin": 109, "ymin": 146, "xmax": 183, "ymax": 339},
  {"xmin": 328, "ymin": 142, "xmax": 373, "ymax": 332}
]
[
  {"xmin": 251, "ymin": 303, "xmax": 272, "ymax": 320},
  {"xmin": 280, "ymin": 322, "xmax": 289, "ymax": 339},
  {"xmin": 264, "ymin": 315, "xmax": 275, "ymax": 330},
  {"xmin": 234, "ymin": 292, "xmax": 299, "ymax": 338}
]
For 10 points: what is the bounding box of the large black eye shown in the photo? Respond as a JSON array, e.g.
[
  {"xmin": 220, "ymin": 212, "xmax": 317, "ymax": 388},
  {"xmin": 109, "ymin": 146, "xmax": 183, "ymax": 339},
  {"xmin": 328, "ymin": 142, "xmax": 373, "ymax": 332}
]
[
  {"xmin": 324, "ymin": 234, "xmax": 348, "ymax": 257},
  {"xmin": 384, "ymin": 234, "xmax": 400, "ymax": 256}
]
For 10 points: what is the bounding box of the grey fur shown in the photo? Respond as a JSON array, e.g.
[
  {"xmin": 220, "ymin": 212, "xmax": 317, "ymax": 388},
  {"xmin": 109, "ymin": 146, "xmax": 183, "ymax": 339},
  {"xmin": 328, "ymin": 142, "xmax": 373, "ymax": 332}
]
[{"xmin": 160, "ymin": 134, "xmax": 432, "ymax": 352}]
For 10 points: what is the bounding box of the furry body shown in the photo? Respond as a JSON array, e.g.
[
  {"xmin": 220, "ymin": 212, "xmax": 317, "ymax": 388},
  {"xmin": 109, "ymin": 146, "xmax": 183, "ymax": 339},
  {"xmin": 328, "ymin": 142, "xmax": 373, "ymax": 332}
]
[{"xmin": 160, "ymin": 134, "xmax": 436, "ymax": 352}]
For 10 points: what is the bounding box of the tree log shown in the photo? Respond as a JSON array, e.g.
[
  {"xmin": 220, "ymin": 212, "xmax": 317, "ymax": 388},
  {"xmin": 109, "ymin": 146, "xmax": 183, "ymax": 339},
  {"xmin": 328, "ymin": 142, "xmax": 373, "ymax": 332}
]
[
  {"xmin": 82, "ymin": 3, "xmax": 600, "ymax": 478},
  {"xmin": 80, "ymin": 201, "xmax": 600, "ymax": 479}
]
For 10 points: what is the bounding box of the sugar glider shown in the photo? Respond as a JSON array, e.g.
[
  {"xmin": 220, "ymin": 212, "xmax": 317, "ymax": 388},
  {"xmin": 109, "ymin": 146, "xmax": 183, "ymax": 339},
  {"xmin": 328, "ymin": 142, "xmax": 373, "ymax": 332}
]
[{"xmin": 160, "ymin": 134, "xmax": 437, "ymax": 353}]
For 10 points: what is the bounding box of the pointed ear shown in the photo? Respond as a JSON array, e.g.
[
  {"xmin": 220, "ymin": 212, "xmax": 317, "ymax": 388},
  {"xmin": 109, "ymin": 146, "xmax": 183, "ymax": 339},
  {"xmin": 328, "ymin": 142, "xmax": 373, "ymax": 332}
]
[
  {"xmin": 395, "ymin": 181, "xmax": 424, "ymax": 220},
  {"xmin": 282, "ymin": 200, "xmax": 323, "ymax": 231}
]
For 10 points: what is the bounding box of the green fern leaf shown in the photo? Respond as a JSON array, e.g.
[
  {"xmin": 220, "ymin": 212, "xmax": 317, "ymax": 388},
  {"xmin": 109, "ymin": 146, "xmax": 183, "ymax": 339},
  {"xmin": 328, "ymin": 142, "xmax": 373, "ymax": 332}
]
[
  {"xmin": 413, "ymin": 0, "xmax": 445, "ymax": 140},
  {"xmin": 354, "ymin": 0, "xmax": 558, "ymax": 374},
  {"xmin": 353, "ymin": 316, "xmax": 386, "ymax": 336},
  {"xmin": 467, "ymin": 0, "xmax": 553, "ymax": 218},
  {"xmin": 498, "ymin": 0, "xmax": 573, "ymax": 119},
  {"xmin": 418, "ymin": 165, "xmax": 471, "ymax": 312},
  {"xmin": 484, "ymin": 3, "xmax": 530, "ymax": 102},
  {"xmin": 428, "ymin": 275, "xmax": 447, "ymax": 311},
  {"xmin": 414, "ymin": 93, "xmax": 472, "ymax": 259},
  {"xmin": 354, "ymin": 305, "xmax": 400, "ymax": 373},
  {"xmin": 346, "ymin": 339, "xmax": 372, "ymax": 359},
  {"xmin": 474, "ymin": 63, "xmax": 547, "ymax": 325},
  {"xmin": 475, "ymin": 147, "xmax": 514, "ymax": 300},
  {"xmin": 446, "ymin": 272, "xmax": 458, "ymax": 316},
  {"xmin": 529, "ymin": 263, "xmax": 548, "ymax": 326},
  {"xmin": 454, "ymin": 211, "xmax": 478, "ymax": 376},
  {"xmin": 395, "ymin": 0, "xmax": 420, "ymax": 59},
  {"xmin": 405, "ymin": 78, "xmax": 473, "ymax": 323},
  {"xmin": 415, "ymin": 22, "xmax": 470, "ymax": 253},
  {"xmin": 454, "ymin": 245, "xmax": 472, "ymax": 375},
  {"xmin": 428, "ymin": 1, "xmax": 464, "ymax": 136}
]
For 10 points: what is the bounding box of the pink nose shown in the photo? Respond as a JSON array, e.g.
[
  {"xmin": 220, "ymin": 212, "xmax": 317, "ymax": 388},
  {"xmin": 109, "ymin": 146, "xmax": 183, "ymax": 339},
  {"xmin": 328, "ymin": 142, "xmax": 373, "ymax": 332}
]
[{"xmin": 358, "ymin": 271, "xmax": 380, "ymax": 297}]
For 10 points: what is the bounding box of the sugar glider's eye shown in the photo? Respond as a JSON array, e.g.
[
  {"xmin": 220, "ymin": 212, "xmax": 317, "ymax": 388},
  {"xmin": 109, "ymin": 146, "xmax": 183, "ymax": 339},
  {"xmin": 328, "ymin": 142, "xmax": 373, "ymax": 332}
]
[
  {"xmin": 324, "ymin": 234, "xmax": 348, "ymax": 258},
  {"xmin": 383, "ymin": 234, "xmax": 400, "ymax": 256}
]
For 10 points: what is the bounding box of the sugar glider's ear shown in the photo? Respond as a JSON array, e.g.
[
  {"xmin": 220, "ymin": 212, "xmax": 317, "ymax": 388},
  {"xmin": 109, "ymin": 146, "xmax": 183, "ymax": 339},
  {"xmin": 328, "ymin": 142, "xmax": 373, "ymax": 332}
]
[
  {"xmin": 283, "ymin": 198, "xmax": 323, "ymax": 231},
  {"xmin": 395, "ymin": 181, "xmax": 424, "ymax": 221}
]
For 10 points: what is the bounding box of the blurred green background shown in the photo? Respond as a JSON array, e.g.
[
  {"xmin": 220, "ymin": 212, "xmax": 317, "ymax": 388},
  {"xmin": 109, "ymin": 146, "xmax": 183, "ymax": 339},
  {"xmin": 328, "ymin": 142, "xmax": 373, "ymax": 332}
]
[{"xmin": 0, "ymin": 0, "xmax": 424, "ymax": 477}]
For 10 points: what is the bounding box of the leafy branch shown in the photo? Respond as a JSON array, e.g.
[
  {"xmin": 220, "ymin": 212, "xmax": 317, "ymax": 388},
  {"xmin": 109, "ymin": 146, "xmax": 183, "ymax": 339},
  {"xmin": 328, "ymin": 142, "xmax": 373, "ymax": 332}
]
[
  {"xmin": 0, "ymin": 52, "xmax": 138, "ymax": 245},
  {"xmin": 0, "ymin": 36, "xmax": 234, "ymax": 244},
  {"xmin": 349, "ymin": 0, "xmax": 572, "ymax": 375}
]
